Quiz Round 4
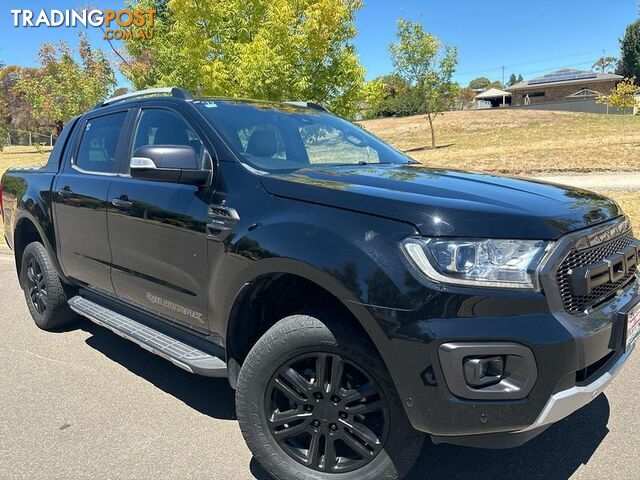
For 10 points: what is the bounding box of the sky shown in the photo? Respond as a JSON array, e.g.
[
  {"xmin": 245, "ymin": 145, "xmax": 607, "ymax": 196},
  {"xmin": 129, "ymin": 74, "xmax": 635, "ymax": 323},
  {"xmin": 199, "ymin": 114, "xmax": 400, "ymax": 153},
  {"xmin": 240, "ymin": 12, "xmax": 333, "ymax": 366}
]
[{"xmin": 0, "ymin": 0, "xmax": 638, "ymax": 88}]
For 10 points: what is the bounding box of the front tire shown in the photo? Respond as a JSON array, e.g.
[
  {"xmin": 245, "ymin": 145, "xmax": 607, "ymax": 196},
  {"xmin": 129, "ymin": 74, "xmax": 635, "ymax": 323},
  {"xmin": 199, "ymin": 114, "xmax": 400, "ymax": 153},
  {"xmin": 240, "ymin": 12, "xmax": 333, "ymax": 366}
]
[
  {"xmin": 236, "ymin": 311, "xmax": 424, "ymax": 480},
  {"xmin": 20, "ymin": 242, "xmax": 74, "ymax": 330}
]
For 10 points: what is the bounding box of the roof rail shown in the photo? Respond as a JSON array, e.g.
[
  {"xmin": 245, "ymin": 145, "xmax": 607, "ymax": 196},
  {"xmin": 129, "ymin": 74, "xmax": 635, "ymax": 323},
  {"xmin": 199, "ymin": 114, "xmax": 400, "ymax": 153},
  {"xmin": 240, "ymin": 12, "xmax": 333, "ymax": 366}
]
[
  {"xmin": 95, "ymin": 87, "xmax": 193, "ymax": 109},
  {"xmin": 284, "ymin": 101, "xmax": 330, "ymax": 113}
]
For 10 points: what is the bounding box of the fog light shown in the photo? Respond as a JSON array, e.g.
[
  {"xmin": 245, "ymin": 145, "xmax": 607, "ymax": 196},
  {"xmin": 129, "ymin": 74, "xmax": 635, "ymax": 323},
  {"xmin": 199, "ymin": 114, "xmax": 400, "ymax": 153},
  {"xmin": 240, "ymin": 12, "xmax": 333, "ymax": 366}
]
[{"xmin": 464, "ymin": 356, "xmax": 504, "ymax": 388}]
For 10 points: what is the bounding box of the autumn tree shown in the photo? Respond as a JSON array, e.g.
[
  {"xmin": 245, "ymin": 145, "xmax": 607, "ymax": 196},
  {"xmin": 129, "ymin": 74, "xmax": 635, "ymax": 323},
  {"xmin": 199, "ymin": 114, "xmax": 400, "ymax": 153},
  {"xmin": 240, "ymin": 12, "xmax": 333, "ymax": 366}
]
[
  {"xmin": 457, "ymin": 87, "xmax": 476, "ymax": 109},
  {"xmin": 390, "ymin": 18, "xmax": 458, "ymax": 148},
  {"xmin": 122, "ymin": 0, "xmax": 366, "ymax": 118},
  {"xmin": 592, "ymin": 56, "xmax": 618, "ymax": 73},
  {"xmin": 15, "ymin": 34, "xmax": 116, "ymax": 134},
  {"xmin": 0, "ymin": 65, "xmax": 37, "ymax": 133}
]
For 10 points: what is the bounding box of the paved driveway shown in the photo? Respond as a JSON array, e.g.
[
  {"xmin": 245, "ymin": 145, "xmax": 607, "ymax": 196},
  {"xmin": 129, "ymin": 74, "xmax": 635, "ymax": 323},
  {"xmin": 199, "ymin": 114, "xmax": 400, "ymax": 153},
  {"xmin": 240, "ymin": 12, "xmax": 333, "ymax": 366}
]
[{"xmin": 0, "ymin": 248, "xmax": 639, "ymax": 479}]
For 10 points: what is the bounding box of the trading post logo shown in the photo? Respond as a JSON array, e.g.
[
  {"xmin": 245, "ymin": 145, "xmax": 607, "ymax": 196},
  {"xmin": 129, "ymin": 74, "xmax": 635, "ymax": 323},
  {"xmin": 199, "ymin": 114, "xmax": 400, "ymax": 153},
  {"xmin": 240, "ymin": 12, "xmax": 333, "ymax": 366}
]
[{"xmin": 10, "ymin": 8, "xmax": 156, "ymax": 41}]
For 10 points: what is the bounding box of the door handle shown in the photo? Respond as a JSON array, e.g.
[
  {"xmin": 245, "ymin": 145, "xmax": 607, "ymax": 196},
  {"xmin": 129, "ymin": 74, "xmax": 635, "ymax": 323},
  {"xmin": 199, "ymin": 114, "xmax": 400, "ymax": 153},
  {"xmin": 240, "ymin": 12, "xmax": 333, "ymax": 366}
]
[
  {"xmin": 57, "ymin": 186, "xmax": 72, "ymax": 198},
  {"xmin": 112, "ymin": 196, "xmax": 133, "ymax": 209}
]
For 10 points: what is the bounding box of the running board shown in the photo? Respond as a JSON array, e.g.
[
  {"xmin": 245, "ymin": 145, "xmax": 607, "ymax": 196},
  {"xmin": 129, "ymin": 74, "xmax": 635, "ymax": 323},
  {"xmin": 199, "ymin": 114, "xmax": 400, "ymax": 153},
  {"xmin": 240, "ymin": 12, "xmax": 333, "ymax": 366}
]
[{"xmin": 68, "ymin": 296, "xmax": 227, "ymax": 377}]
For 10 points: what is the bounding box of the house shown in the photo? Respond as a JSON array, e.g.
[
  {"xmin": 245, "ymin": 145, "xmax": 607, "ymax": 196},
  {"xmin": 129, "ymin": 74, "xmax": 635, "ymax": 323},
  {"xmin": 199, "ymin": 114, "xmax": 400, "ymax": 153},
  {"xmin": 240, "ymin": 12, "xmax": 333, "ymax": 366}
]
[
  {"xmin": 474, "ymin": 88, "xmax": 512, "ymax": 108},
  {"xmin": 507, "ymin": 68, "xmax": 623, "ymax": 106}
]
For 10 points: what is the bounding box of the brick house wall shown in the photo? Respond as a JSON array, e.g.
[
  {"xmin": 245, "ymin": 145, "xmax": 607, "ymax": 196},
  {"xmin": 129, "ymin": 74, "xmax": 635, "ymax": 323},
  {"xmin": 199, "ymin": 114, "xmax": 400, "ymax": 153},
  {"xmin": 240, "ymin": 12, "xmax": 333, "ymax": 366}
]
[{"xmin": 510, "ymin": 80, "xmax": 619, "ymax": 106}]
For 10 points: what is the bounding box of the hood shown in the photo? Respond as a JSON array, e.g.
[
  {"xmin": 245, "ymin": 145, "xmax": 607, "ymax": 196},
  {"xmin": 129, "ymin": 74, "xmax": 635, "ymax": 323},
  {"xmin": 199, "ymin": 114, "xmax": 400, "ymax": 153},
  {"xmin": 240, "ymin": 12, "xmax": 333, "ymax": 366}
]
[{"xmin": 259, "ymin": 165, "xmax": 621, "ymax": 239}]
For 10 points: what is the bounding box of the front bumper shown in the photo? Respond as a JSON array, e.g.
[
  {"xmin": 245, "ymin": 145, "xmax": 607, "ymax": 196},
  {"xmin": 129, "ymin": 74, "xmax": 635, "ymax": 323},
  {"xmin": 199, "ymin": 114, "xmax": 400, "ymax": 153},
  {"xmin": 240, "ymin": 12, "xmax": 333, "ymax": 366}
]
[
  {"xmin": 363, "ymin": 221, "xmax": 640, "ymax": 444},
  {"xmin": 523, "ymin": 343, "xmax": 634, "ymax": 432}
]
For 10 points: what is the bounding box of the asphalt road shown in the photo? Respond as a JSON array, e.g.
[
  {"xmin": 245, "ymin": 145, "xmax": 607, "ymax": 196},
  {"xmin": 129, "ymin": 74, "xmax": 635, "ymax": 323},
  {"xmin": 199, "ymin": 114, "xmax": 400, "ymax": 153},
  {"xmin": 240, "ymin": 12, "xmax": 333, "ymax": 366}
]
[{"xmin": 1, "ymin": 246, "xmax": 639, "ymax": 480}]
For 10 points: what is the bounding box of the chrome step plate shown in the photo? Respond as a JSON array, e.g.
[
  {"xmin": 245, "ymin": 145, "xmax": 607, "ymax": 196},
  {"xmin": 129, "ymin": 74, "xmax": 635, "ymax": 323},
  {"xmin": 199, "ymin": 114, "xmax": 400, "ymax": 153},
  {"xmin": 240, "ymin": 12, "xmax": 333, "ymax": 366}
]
[{"xmin": 69, "ymin": 296, "xmax": 227, "ymax": 377}]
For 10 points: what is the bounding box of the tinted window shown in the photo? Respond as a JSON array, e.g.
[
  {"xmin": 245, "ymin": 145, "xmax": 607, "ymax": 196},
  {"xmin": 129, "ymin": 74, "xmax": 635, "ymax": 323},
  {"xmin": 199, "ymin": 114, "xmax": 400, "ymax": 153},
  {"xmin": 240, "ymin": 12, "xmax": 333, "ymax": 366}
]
[
  {"xmin": 195, "ymin": 100, "xmax": 410, "ymax": 172},
  {"xmin": 132, "ymin": 109, "xmax": 203, "ymax": 155},
  {"xmin": 300, "ymin": 124, "xmax": 379, "ymax": 165},
  {"xmin": 131, "ymin": 109, "xmax": 211, "ymax": 171},
  {"xmin": 75, "ymin": 112, "xmax": 127, "ymax": 173}
]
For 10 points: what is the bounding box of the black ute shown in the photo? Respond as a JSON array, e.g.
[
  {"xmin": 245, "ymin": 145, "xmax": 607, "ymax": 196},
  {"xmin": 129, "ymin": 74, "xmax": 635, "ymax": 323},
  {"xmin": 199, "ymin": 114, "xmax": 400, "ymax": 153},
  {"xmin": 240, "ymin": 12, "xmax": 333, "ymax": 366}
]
[{"xmin": 2, "ymin": 87, "xmax": 639, "ymax": 480}]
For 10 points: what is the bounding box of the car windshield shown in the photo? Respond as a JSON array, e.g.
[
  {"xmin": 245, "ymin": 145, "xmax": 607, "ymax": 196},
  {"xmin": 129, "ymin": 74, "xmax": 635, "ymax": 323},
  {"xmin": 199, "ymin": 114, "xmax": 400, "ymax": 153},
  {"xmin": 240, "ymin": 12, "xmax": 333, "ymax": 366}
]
[{"xmin": 194, "ymin": 99, "xmax": 412, "ymax": 172}]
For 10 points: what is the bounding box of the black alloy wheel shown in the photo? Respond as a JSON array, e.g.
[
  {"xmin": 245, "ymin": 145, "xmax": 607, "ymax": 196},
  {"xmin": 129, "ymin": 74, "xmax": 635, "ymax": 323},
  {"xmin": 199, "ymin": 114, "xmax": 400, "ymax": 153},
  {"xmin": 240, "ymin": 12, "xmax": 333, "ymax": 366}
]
[
  {"xmin": 264, "ymin": 352, "xmax": 389, "ymax": 473},
  {"xmin": 25, "ymin": 255, "xmax": 47, "ymax": 315},
  {"xmin": 20, "ymin": 241, "xmax": 74, "ymax": 330}
]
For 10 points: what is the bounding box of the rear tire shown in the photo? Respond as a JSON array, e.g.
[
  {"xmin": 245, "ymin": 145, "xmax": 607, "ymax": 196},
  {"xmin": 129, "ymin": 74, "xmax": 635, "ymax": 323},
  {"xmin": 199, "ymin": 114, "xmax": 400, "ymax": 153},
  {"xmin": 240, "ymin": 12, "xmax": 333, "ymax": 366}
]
[
  {"xmin": 236, "ymin": 311, "xmax": 424, "ymax": 480},
  {"xmin": 20, "ymin": 242, "xmax": 74, "ymax": 330}
]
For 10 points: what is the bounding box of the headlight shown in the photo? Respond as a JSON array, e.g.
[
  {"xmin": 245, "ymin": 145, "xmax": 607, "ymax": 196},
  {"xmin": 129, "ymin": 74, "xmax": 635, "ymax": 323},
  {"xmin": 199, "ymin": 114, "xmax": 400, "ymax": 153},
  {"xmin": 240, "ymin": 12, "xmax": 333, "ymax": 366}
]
[{"xmin": 401, "ymin": 237, "xmax": 551, "ymax": 290}]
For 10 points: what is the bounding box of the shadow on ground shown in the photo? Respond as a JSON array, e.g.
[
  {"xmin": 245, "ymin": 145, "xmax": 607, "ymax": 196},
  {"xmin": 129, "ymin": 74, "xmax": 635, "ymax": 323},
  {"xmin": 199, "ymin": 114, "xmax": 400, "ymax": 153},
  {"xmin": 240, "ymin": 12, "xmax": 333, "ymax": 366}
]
[
  {"xmin": 70, "ymin": 318, "xmax": 237, "ymax": 420},
  {"xmin": 63, "ymin": 317, "xmax": 610, "ymax": 480}
]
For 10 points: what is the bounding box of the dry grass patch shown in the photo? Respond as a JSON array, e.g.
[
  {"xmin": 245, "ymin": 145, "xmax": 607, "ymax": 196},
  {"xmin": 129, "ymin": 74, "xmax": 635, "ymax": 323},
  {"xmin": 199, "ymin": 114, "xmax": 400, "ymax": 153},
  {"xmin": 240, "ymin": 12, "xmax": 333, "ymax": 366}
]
[
  {"xmin": 1, "ymin": 147, "xmax": 51, "ymax": 243},
  {"xmin": 600, "ymin": 191, "xmax": 640, "ymax": 234},
  {"xmin": 361, "ymin": 109, "xmax": 640, "ymax": 174},
  {"xmin": 0, "ymin": 146, "xmax": 50, "ymax": 178}
]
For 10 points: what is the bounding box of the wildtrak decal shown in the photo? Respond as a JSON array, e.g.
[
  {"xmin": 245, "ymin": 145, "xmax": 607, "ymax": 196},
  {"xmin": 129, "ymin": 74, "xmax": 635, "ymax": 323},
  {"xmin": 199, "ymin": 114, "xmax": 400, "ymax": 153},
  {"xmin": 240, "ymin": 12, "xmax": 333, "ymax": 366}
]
[{"xmin": 146, "ymin": 292, "xmax": 204, "ymax": 322}]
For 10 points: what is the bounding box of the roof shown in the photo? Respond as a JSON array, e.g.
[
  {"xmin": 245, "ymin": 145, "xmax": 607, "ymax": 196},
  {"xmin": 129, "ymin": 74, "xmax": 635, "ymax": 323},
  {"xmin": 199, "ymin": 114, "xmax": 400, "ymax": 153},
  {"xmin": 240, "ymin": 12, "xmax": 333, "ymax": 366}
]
[
  {"xmin": 475, "ymin": 88, "xmax": 512, "ymax": 99},
  {"xmin": 507, "ymin": 69, "xmax": 623, "ymax": 91}
]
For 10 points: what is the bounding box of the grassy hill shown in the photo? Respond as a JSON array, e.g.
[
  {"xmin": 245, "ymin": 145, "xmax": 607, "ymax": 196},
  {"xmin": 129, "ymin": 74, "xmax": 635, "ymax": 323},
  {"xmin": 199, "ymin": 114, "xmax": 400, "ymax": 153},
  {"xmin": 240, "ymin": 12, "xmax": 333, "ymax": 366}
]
[{"xmin": 361, "ymin": 109, "xmax": 640, "ymax": 174}]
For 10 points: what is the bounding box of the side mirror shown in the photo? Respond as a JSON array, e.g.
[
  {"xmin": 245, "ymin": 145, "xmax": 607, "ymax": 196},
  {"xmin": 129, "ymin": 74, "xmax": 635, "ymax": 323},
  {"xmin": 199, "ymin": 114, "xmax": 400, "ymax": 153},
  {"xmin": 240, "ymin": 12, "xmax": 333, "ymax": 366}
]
[{"xmin": 130, "ymin": 145, "xmax": 210, "ymax": 186}]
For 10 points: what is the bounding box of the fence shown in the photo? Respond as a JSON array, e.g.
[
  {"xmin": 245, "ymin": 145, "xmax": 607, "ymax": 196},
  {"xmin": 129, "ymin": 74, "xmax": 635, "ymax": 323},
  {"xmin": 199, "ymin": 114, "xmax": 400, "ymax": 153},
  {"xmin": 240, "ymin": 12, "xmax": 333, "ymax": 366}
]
[
  {"xmin": 511, "ymin": 97, "xmax": 635, "ymax": 115},
  {"xmin": 6, "ymin": 129, "xmax": 54, "ymax": 147}
]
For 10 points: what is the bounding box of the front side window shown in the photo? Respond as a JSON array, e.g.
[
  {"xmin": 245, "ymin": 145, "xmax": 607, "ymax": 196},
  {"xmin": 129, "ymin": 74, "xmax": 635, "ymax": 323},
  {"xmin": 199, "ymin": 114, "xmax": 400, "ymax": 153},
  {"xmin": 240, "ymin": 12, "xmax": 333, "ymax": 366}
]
[
  {"xmin": 195, "ymin": 100, "xmax": 411, "ymax": 172},
  {"xmin": 131, "ymin": 109, "xmax": 210, "ymax": 170},
  {"xmin": 75, "ymin": 112, "xmax": 127, "ymax": 173}
]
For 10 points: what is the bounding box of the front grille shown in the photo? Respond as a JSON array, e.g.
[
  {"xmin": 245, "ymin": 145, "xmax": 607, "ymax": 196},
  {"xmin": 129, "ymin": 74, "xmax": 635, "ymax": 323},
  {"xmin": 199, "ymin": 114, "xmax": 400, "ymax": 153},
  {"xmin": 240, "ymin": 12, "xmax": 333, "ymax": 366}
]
[{"xmin": 556, "ymin": 230, "xmax": 636, "ymax": 314}]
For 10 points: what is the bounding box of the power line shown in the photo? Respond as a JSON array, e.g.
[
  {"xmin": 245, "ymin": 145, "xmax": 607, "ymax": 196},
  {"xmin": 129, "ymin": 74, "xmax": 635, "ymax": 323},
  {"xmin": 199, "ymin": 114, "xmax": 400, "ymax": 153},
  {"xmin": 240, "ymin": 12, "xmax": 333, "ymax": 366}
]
[{"xmin": 456, "ymin": 49, "xmax": 617, "ymax": 78}]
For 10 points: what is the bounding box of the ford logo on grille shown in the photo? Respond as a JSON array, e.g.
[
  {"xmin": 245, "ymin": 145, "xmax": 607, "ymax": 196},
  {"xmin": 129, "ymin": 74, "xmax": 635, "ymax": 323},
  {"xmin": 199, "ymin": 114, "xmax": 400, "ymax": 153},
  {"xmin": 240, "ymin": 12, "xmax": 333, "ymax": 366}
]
[{"xmin": 568, "ymin": 239, "xmax": 640, "ymax": 296}]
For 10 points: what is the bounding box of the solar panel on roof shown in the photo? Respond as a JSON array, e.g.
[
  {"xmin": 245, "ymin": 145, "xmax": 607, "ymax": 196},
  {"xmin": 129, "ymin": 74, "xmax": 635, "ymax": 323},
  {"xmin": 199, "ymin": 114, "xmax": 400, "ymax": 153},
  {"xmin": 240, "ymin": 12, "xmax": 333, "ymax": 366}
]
[{"xmin": 528, "ymin": 69, "xmax": 597, "ymax": 85}]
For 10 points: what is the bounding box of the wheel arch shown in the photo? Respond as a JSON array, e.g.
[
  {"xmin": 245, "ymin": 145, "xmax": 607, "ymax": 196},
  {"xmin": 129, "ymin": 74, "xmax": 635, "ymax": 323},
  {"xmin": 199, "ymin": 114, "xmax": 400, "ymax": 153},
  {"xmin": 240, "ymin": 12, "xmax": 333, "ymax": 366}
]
[{"xmin": 223, "ymin": 259, "xmax": 389, "ymax": 388}]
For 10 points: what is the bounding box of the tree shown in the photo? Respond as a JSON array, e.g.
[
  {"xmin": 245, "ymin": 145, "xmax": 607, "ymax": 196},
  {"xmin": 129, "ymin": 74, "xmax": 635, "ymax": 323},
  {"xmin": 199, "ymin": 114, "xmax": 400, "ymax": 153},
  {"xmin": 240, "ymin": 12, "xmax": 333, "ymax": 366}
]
[
  {"xmin": 457, "ymin": 87, "xmax": 476, "ymax": 109},
  {"xmin": 389, "ymin": 18, "xmax": 458, "ymax": 148},
  {"xmin": 621, "ymin": 19, "xmax": 640, "ymax": 82},
  {"xmin": 592, "ymin": 56, "xmax": 618, "ymax": 73},
  {"xmin": 598, "ymin": 77, "xmax": 639, "ymax": 110},
  {"xmin": 15, "ymin": 34, "xmax": 115, "ymax": 133},
  {"xmin": 0, "ymin": 65, "xmax": 38, "ymax": 133},
  {"xmin": 468, "ymin": 77, "xmax": 491, "ymax": 90},
  {"xmin": 122, "ymin": 0, "xmax": 366, "ymax": 118},
  {"xmin": 508, "ymin": 73, "xmax": 523, "ymax": 86},
  {"xmin": 0, "ymin": 60, "xmax": 7, "ymax": 150}
]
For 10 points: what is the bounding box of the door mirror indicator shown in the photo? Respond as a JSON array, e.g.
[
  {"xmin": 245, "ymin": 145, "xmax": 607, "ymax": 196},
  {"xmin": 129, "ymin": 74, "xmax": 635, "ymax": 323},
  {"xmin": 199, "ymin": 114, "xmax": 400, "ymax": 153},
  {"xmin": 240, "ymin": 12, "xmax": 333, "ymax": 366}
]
[{"xmin": 130, "ymin": 145, "xmax": 209, "ymax": 186}]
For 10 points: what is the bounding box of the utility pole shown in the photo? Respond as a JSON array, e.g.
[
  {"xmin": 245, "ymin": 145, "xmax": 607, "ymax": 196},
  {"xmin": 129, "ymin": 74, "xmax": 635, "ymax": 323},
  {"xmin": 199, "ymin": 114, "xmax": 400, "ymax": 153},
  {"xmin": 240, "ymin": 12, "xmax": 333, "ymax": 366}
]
[{"xmin": 501, "ymin": 66, "xmax": 505, "ymax": 86}]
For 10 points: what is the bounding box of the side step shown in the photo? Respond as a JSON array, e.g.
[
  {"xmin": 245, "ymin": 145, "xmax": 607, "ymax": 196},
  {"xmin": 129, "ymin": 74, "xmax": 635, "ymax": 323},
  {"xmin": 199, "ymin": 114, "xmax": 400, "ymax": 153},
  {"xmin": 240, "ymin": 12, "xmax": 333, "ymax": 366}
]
[{"xmin": 68, "ymin": 296, "xmax": 227, "ymax": 377}]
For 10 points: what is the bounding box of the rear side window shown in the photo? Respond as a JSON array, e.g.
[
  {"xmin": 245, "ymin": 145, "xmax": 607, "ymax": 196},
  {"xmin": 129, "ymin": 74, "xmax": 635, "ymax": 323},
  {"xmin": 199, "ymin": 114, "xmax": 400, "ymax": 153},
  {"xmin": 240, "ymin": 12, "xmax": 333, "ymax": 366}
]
[{"xmin": 75, "ymin": 112, "xmax": 127, "ymax": 173}]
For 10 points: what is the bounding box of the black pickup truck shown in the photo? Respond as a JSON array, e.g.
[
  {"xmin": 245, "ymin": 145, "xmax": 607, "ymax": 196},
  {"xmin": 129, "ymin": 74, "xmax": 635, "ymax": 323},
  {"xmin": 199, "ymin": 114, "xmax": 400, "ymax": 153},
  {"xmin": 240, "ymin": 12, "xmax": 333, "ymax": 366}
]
[{"xmin": 2, "ymin": 87, "xmax": 639, "ymax": 480}]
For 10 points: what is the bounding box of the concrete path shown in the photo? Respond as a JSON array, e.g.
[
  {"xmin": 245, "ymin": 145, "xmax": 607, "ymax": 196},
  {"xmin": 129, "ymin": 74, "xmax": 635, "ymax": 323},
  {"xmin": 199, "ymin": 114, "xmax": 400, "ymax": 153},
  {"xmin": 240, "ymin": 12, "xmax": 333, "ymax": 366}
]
[{"xmin": 530, "ymin": 172, "xmax": 640, "ymax": 192}]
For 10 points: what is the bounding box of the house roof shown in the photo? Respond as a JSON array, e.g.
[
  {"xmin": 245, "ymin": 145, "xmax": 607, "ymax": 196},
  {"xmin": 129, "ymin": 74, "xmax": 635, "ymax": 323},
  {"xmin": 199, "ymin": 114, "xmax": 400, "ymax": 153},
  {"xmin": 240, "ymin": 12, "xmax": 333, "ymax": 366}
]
[
  {"xmin": 507, "ymin": 68, "xmax": 622, "ymax": 91},
  {"xmin": 475, "ymin": 88, "xmax": 512, "ymax": 99}
]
